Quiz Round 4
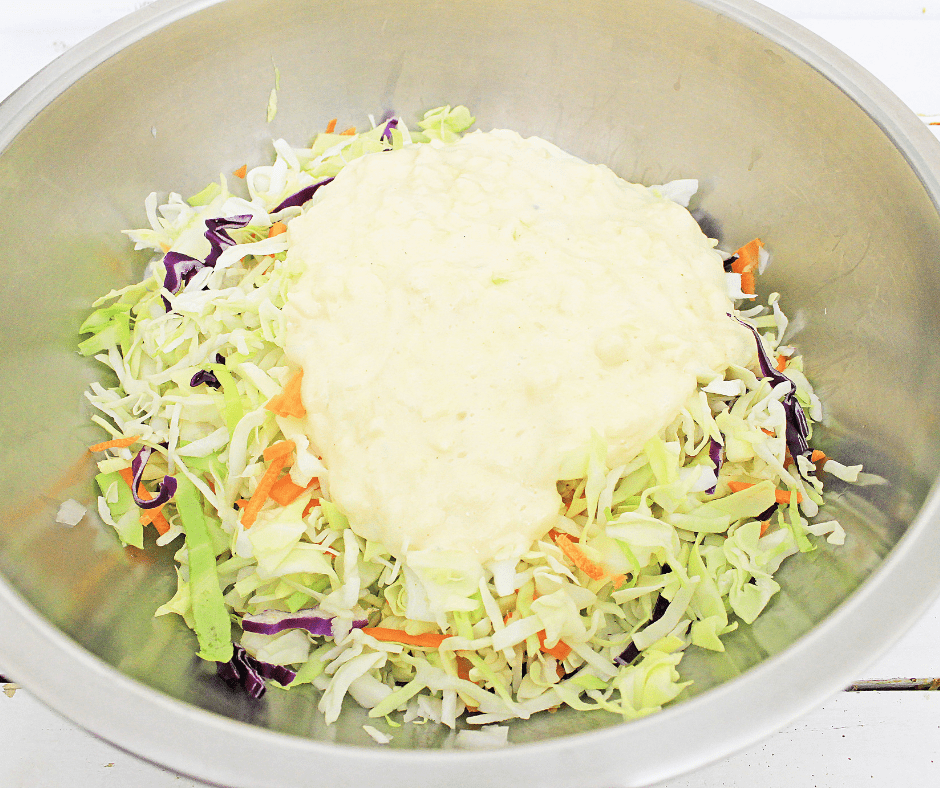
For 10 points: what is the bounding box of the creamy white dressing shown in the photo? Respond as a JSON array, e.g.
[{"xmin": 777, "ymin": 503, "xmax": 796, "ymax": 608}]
[{"xmin": 283, "ymin": 130, "xmax": 753, "ymax": 564}]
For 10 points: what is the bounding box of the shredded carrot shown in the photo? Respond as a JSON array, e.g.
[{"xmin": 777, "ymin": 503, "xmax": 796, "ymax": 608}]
[
  {"xmin": 241, "ymin": 451, "xmax": 292, "ymax": 528},
  {"xmin": 117, "ymin": 467, "xmax": 143, "ymax": 496},
  {"xmin": 325, "ymin": 118, "xmax": 337, "ymax": 134},
  {"xmin": 732, "ymin": 238, "xmax": 763, "ymax": 273},
  {"xmin": 265, "ymin": 371, "xmax": 306, "ymax": 418},
  {"xmin": 776, "ymin": 354, "xmax": 788, "ymax": 372},
  {"xmin": 269, "ymin": 474, "xmax": 318, "ymax": 506},
  {"xmin": 811, "ymin": 449, "xmax": 828, "ymax": 465},
  {"xmin": 760, "ymin": 521, "xmax": 770, "ymax": 537},
  {"xmin": 90, "ymin": 435, "xmax": 140, "ymax": 452},
  {"xmin": 610, "ymin": 573, "xmax": 626, "ymax": 589},
  {"xmin": 727, "ymin": 480, "xmax": 803, "ymax": 505},
  {"xmin": 117, "ymin": 467, "xmax": 170, "ymax": 535},
  {"xmin": 537, "ymin": 630, "xmax": 572, "ymax": 660},
  {"xmin": 455, "ymin": 655, "xmax": 473, "ymax": 682},
  {"xmin": 233, "ymin": 164, "xmax": 248, "ymax": 178},
  {"xmin": 268, "ymin": 221, "xmax": 287, "ymax": 238},
  {"xmin": 740, "ymin": 270, "xmax": 756, "ymax": 295},
  {"xmin": 361, "ymin": 627, "xmax": 448, "ymax": 649},
  {"xmin": 761, "ymin": 428, "xmax": 775, "ymax": 437},
  {"xmin": 731, "ymin": 238, "xmax": 763, "ymax": 296},
  {"xmin": 552, "ymin": 531, "xmax": 606, "ymax": 581},
  {"xmin": 262, "ymin": 439, "xmax": 296, "ymax": 462},
  {"xmin": 340, "ymin": 126, "xmax": 356, "ymax": 136},
  {"xmin": 140, "ymin": 508, "xmax": 171, "ymax": 534},
  {"xmin": 235, "ymin": 498, "xmax": 250, "ymax": 509}
]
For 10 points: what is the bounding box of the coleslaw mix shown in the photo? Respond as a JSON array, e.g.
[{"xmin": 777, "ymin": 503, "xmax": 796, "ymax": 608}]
[{"xmin": 79, "ymin": 106, "xmax": 861, "ymax": 733}]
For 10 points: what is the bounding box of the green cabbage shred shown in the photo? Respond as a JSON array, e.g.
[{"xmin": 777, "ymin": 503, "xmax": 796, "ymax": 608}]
[{"xmin": 80, "ymin": 106, "xmax": 859, "ymax": 733}]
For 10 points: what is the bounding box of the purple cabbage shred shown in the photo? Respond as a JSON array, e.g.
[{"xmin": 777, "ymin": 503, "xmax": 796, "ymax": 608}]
[
  {"xmin": 706, "ymin": 437, "xmax": 723, "ymax": 494},
  {"xmin": 272, "ymin": 178, "xmax": 334, "ymax": 212},
  {"xmin": 614, "ymin": 642, "xmax": 639, "ymax": 667},
  {"xmin": 757, "ymin": 502, "xmax": 779, "ymax": 521},
  {"xmin": 190, "ymin": 369, "xmax": 221, "ymax": 389},
  {"xmin": 203, "ymin": 215, "xmax": 252, "ymax": 268},
  {"xmin": 615, "ymin": 577, "xmax": 672, "ymax": 667},
  {"xmin": 162, "ymin": 251, "xmax": 202, "ymax": 293},
  {"xmin": 160, "ymin": 216, "xmax": 252, "ymax": 311},
  {"xmin": 190, "ymin": 353, "xmax": 226, "ymax": 389},
  {"xmin": 129, "ymin": 446, "xmax": 177, "ymax": 509},
  {"xmin": 216, "ymin": 644, "xmax": 296, "ymax": 699},
  {"xmin": 241, "ymin": 612, "xmax": 368, "ymax": 638},
  {"xmin": 733, "ymin": 316, "xmax": 811, "ymax": 465},
  {"xmin": 380, "ymin": 118, "xmax": 399, "ymax": 145}
]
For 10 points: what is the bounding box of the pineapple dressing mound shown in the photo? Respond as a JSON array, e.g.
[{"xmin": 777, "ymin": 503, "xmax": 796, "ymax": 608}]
[{"xmin": 284, "ymin": 130, "xmax": 755, "ymax": 565}]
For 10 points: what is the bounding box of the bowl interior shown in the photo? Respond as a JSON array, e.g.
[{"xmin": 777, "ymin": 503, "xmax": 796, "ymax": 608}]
[{"xmin": 2, "ymin": 0, "xmax": 940, "ymax": 783}]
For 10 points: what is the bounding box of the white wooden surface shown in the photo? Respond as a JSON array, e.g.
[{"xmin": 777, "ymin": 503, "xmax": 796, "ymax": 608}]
[{"xmin": 2, "ymin": 1, "xmax": 940, "ymax": 786}]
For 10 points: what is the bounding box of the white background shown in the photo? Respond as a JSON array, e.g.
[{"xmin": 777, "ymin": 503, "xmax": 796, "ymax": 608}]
[{"xmin": 2, "ymin": 1, "xmax": 940, "ymax": 786}]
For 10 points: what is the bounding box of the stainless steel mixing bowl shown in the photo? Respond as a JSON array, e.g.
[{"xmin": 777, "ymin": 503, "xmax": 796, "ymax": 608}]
[{"xmin": 2, "ymin": 0, "xmax": 940, "ymax": 785}]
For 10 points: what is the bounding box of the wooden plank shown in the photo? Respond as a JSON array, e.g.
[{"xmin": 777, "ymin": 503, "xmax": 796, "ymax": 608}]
[
  {"xmin": 0, "ymin": 686, "xmax": 205, "ymax": 787},
  {"xmin": 2, "ymin": 684, "xmax": 939, "ymax": 786},
  {"xmin": 660, "ymin": 691, "xmax": 940, "ymax": 787}
]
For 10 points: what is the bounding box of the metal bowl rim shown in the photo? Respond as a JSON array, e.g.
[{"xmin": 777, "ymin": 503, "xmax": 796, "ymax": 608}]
[{"xmin": 2, "ymin": 0, "xmax": 940, "ymax": 784}]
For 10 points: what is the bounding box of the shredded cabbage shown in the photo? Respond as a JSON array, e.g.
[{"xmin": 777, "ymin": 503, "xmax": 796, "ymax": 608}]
[{"xmin": 80, "ymin": 105, "xmax": 858, "ymax": 735}]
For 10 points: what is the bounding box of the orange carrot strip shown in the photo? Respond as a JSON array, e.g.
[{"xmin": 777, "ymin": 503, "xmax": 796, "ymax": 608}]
[
  {"xmin": 268, "ymin": 221, "xmax": 287, "ymax": 238},
  {"xmin": 760, "ymin": 521, "xmax": 770, "ymax": 537},
  {"xmin": 262, "ymin": 440, "xmax": 296, "ymax": 462},
  {"xmin": 361, "ymin": 627, "xmax": 448, "ymax": 649},
  {"xmin": 235, "ymin": 498, "xmax": 250, "ymax": 509},
  {"xmin": 90, "ymin": 435, "xmax": 140, "ymax": 452},
  {"xmin": 302, "ymin": 497, "xmax": 321, "ymax": 518},
  {"xmin": 340, "ymin": 126, "xmax": 356, "ymax": 136},
  {"xmin": 731, "ymin": 239, "xmax": 763, "ymax": 295},
  {"xmin": 732, "ymin": 238, "xmax": 763, "ymax": 274},
  {"xmin": 264, "ymin": 371, "xmax": 306, "ymax": 418},
  {"xmin": 537, "ymin": 630, "xmax": 572, "ymax": 660},
  {"xmin": 116, "ymin": 467, "xmax": 137, "ymax": 490},
  {"xmin": 325, "ymin": 118, "xmax": 337, "ymax": 134},
  {"xmin": 727, "ymin": 480, "xmax": 803, "ymax": 505},
  {"xmin": 269, "ymin": 474, "xmax": 318, "ymax": 506},
  {"xmin": 811, "ymin": 449, "xmax": 828, "ymax": 465},
  {"xmin": 552, "ymin": 532, "xmax": 606, "ymax": 581},
  {"xmin": 233, "ymin": 164, "xmax": 248, "ymax": 178},
  {"xmin": 455, "ymin": 655, "xmax": 473, "ymax": 682},
  {"xmin": 117, "ymin": 467, "xmax": 169, "ymax": 535},
  {"xmin": 241, "ymin": 453, "xmax": 291, "ymax": 528},
  {"xmin": 739, "ymin": 270, "xmax": 756, "ymax": 295},
  {"xmin": 140, "ymin": 508, "xmax": 171, "ymax": 535},
  {"xmin": 776, "ymin": 489, "xmax": 803, "ymax": 505},
  {"xmin": 776, "ymin": 354, "xmax": 788, "ymax": 372}
]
